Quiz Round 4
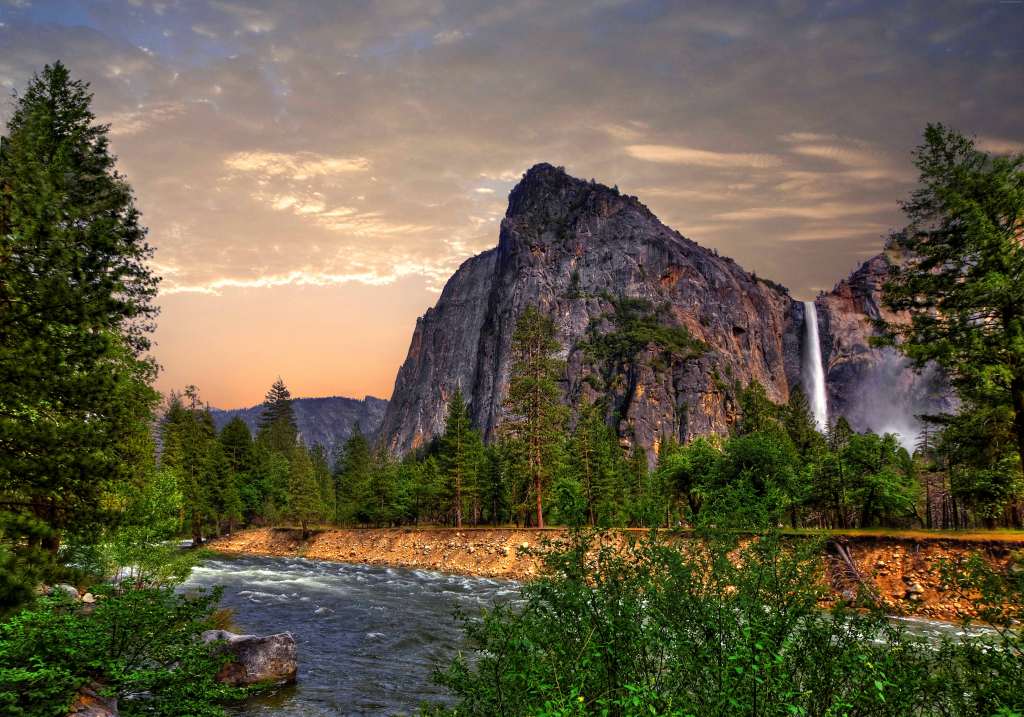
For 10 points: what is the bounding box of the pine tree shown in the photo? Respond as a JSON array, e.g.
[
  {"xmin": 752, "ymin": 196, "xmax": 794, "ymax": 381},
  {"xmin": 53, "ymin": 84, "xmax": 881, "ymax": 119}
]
[
  {"xmin": 0, "ymin": 62, "xmax": 159, "ymax": 579},
  {"xmin": 286, "ymin": 446, "xmax": 322, "ymax": 539},
  {"xmin": 258, "ymin": 377, "xmax": 298, "ymax": 453},
  {"xmin": 310, "ymin": 445, "xmax": 335, "ymax": 524},
  {"xmin": 502, "ymin": 306, "xmax": 568, "ymax": 528},
  {"xmin": 161, "ymin": 391, "xmax": 216, "ymax": 545},
  {"xmin": 439, "ymin": 390, "xmax": 481, "ymax": 528},
  {"xmin": 883, "ymin": 125, "xmax": 1024, "ymax": 489},
  {"xmin": 334, "ymin": 426, "xmax": 372, "ymax": 524}
]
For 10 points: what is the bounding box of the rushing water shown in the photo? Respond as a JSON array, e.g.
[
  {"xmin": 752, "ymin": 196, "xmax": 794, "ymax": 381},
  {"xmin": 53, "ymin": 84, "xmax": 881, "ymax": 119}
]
[
  {"xmin": 183, "ymin": 556, "xmax": 520, "ymax": 716},
  {"xmin": 183, "ymin": 555, "xmax": 997, "ymax": 716},
  {"xmin": 802, "ymin": 300, "xmax": 829, "ymax": 432}
]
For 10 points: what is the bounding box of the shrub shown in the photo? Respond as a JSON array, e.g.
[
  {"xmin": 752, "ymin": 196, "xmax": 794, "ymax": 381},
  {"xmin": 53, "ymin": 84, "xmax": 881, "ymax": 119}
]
[
  {"xmin": 0, "ymin": 586, "xmax": 246, "ymax": 717},
  {"xmin": 432, "ymin": 529, "xmax": 1023, "ymax": 716}
]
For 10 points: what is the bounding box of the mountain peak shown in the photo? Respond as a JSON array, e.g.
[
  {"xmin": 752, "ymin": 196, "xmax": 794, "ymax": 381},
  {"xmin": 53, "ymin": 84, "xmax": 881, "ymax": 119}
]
[{"xmin": 506, "ymin": 163, "xmax": 636, "ymax": 224}]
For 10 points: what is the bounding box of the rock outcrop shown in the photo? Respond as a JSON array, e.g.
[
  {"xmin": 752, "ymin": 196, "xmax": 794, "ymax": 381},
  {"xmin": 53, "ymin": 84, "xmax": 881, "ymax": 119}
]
[
  {"xmin": 380, "ymin": 163, "xmax": 948, "ymax": 458},
  {"xmin": 201, "ymin": 630, "xmax": 298, "ymax": 687},
  {"xmin": 815, "ymin": 251, "xmax": 954, "ymax": 447},
  {"xmin": 211, "ymin": 395, "xmax": 387, "ymax": 464},
  {"xmin": 66, "ymin": 683, "xmax": 117, "ymax": 717}
]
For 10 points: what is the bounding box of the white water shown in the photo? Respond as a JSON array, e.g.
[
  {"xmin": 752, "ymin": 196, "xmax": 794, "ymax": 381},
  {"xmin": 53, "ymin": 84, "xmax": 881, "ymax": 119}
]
[{"xmin": 802, "ymin": 300, "xmax": 829, "ymax": 432}]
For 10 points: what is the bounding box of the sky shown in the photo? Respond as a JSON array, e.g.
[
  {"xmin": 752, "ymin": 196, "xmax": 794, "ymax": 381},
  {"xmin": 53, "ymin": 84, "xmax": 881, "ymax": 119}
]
[{"xmin": 1, "ymin": 0, "xmax": 1022, "ymax": 408}]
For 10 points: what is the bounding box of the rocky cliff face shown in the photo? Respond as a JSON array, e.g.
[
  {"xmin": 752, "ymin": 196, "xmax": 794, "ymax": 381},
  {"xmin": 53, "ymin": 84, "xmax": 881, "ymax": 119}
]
[
  {"xmin": 211, "ymin": 395, "xmax": 387, "ymax": 462},
  {"xmin": 381, "ymin": 164, "xmax": 948, "ymax": 458},
  {"xmin": 815, "ymin": 252, "xmax": 954, "ymax": 448}
]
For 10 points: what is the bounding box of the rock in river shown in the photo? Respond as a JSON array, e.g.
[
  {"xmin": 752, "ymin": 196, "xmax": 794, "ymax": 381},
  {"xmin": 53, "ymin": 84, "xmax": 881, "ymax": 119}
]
[{"xmin": 201, "ymin": 629, "xmax": 298, "ymax": 686}]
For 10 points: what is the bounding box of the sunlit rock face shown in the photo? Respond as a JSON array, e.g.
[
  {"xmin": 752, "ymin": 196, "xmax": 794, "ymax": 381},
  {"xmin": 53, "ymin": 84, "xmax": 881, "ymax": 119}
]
[{"xmin": 381, "ymin": 164, "xmax": 949, "ymax": 460}]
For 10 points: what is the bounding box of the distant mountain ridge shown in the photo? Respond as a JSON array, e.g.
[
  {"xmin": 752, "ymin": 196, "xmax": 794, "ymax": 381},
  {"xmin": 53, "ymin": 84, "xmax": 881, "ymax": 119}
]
[{"xmin": 210, "ymin": 395, "xmax": 388, "ymax": 461}]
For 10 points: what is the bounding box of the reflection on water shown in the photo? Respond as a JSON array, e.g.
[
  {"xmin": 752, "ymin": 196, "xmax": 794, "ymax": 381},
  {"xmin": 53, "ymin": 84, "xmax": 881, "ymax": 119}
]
[{"xmin": 183, "ymin": 556, "xmax": 520, "ymax": 716}]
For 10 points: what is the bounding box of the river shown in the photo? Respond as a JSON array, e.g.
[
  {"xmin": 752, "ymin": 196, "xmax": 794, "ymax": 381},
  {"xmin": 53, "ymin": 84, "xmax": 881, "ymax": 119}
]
[
  {"xmin": 183, "ymin": 555, "xmax": 520, "ymax": 716},
  {"xmin": 183, "ymin": 554, "xmax": 995, "ymax": 716}
]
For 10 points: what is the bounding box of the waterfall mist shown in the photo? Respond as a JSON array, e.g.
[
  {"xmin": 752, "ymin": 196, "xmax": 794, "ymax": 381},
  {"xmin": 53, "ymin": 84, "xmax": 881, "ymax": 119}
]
[
  {"xmin": 802, "ymin": 301, "xmax": 829, "ymax": 432},
  {"xmin": 838, "ymin": 349, "xmax": 954, "ymax": 453}
]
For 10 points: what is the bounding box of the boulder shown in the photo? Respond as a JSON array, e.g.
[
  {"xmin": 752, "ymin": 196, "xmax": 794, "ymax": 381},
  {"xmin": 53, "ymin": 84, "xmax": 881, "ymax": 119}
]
[
  {"xmin": 201, "ymin": 630, "xmax": 298, "ymax": 686},
  {"xmin": 52, "ymin": 584, "xmax": 79, "ymax": 599},
  {"xmin": 66, "ymin": 683, "xmax": 117, "ymax": 717}
]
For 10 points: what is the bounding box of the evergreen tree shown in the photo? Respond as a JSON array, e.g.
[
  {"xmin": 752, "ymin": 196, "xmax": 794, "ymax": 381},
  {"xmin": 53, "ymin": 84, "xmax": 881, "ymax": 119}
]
[
  {"xmin": 161, "ymin": 391, "xmax": 216, "ymax": 545},
  {"xmin": 882, "ymin": 125, "xmax": 1024, "ymax": 489},
  {"xmin": 0, "ymin": 62, "xmax": 159, "ymax": 589},
  {"xmin": 438, "ymin": 390, "xmax": 482, "ymax": 528},
  {"xmin": 334, "ymin": 427, "xmax": 372, "ymax": 524},
  {"xmin": 219, "ymin": 417, "xmax": 254, "ymax": 473},
  {"xmin": 310, "ymin": 445, "xmax": 335, "ymax": 525},
  {"xmin": 502, "ymin": 306, "xmax": 568, "ymax": 528},
  {"xmin": 784, "ymin": 387, "xmax": 826, "ymax": 457},
  {"xmin": 286, "ymin": 446, "xmax": 321, "ymax": 539},
  {"xmin": 567, "ymin": 402, "xmax": 631, "ymax": 526},
  {"xmin": 257, "ymin": 377, "xmax": 298, "ymax": 453}
]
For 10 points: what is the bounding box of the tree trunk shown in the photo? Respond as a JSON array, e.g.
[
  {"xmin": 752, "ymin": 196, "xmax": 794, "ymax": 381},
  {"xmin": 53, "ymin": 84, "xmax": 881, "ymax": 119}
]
[{"xmin": 1012, "ymin": 376, "xmax": 1024, "ymax": 485}]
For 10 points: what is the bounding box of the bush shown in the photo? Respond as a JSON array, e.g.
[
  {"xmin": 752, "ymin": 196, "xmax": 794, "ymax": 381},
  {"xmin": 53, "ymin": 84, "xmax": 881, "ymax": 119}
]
[
  {"xmin": 0, "ymin": 585, "xmax": 246, "ymax": 717},
  {"xmin": 432, "ymin": 529, "xmax": 1023, "ymax": 716}
]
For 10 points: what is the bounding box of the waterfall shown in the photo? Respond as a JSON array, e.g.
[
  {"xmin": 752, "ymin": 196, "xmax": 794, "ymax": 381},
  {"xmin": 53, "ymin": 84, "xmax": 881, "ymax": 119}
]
[{"xmin": 802, "ymin": 300, "xmax": 829, "ymax": 432}]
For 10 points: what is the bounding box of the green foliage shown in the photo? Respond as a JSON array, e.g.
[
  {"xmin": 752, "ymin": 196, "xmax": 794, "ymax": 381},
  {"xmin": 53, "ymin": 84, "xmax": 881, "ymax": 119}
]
[
  {"xmin": 61, "ymin": 468, "xmax": 196, "ymax": 589},
  {"xmin": 257, "ymin": 377, "xmax": 298, "ymax": 454},
  {"xmin": 503, "ymin": 306, "xmax": 569, "ymax": 528},
  {"xmin": 439, "ymin": 390, "xmax": 484, "ymax": 528},
  {"xmin": 882, "ymin": 124, "xmax": 1024, "ymax": 501},
  {"xmin": 286, "ymin": 445, "xmax": 324, "ymax": 538},
  {"xmin": 0, "ymin": 61, "xmax": 160, "ymax": 610},
  {"xmin": 0, "ymin": 586, "xmax": 246, "ymax": 717},
  {"xmin": 582, "ymin": 297, "xmax": 705, "ymax": 366},
  {"xmin": 433, "ymin": 529, "xmax": 1023, "ymax": 716}
]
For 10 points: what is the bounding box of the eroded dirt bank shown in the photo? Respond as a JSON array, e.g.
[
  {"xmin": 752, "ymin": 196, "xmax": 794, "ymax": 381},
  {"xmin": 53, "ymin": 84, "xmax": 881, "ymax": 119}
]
[{"xmin": 208, "ymin": 528, "xmax": 1024, "ymax": 622}]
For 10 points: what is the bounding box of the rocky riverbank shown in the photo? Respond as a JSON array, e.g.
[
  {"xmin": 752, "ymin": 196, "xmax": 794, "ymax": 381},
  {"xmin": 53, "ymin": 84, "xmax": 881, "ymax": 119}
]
[{"xmin": 207, "ymin": 527, "xmax": 1024, "ymax": 622}]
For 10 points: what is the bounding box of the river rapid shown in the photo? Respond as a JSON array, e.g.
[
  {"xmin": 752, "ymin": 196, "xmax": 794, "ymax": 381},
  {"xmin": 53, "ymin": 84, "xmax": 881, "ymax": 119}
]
[
  {"xmin": 183, "ymin": 555, "xmax": 520, "ymax": 716},
  {"xmin": 183, "ymin": 554, "xmax": 994, "ymax": 717}
]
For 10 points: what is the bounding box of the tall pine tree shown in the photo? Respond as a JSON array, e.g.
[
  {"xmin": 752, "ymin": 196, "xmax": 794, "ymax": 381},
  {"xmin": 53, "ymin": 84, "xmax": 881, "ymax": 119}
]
[
  {"xmin": 439, "ymin": 390, "xmax": 482, "ymax": 528},
  {"xmin": 502, "ymin": 306, "xmax": 567, "ymax": 528},
  {"xmin": 258, "ymin": 377, "xmax": 298, "ymax": 453},
  {"xmin": 0, "ymin": 62, "xmax": 159, "ymax": 577}
]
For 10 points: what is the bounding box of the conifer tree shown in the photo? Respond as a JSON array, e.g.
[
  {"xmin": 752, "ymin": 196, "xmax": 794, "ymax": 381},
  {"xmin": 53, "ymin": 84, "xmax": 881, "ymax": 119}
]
[
  {"xmin": 0, "ymin": 62, "xmax": 159, "ymax": 574},
  {"xmin": 882, "ymin": 125, "xmax": 1024, "ymax": 486},
  {"xmin": 258, "ymin": 377, "xmax": 298, "ymax": 453},
  {"xmin": 310, "ymin": 445, "xmax": 335, "ymax": 524},
  {"xmin": 502, "ymin": 306, "xmax": 568, "ymax": 528},
  {"xmin": 439, "ymin": 390, "xmax": 482, "ymax": 528},
  {"xmin": 286, "ymin": 446, "xmax": 321, "ymax": 539},
  {"xmin": 161, "ymin": 391, "xmax": 216, "ymax": 545},
  {"xmin": 334, "ymin": 426, "xmax": 372, "ymax": 524}
]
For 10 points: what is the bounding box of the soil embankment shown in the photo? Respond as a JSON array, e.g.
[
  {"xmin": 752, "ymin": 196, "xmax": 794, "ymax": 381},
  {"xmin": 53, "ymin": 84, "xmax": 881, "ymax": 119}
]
[{"xmin": 208, "ymin": 527, "xmax": 1024, "ymax": 622}]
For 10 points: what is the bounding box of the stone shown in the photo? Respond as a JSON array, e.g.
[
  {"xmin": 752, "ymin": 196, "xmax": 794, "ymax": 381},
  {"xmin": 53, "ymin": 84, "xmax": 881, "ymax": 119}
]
[
  {"xmin": 81, "ymin": 592, "xmax": 96, "ymax": 604},
  {"xmin": 201, "ymin": 630, "xmax": 298, "ymax": 687},
  {"xmin": 66, "ymin": 682, "xmax": 117, "ymax": 716},
  {"xmin": 52, "ymin": 583, "xmax": 79, "ymax": 599}
]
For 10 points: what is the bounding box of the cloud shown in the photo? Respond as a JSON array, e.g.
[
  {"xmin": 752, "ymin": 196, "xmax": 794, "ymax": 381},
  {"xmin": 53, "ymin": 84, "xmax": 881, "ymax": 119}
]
[
  {"xmin": 714, "ymin": 201, "xmax": 894, "ymax": 221},
  {"xmin": 104, "ymin": 101, "xmax": 185, "ymax": 136},
  {"xmin": 433, "ymin": 29, "xmax": 465, "ymax": 45},
  {"xmin": 224, "ymin": 151, "xmax": 370, "ymax": 180},
  {"xmin": 624, "ymin": 144, "xmax": 781, "ymax": 168},
  {"xmin": 977, "ymin": 136, "xmax": 1024, "ymax": 155}
]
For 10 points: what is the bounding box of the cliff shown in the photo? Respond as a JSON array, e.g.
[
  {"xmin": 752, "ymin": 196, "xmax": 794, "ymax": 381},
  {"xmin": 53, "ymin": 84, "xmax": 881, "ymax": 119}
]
[
  {"xmin": 381, "ymin": 163, "xmax": 948, "ymax": 457},
  {"xmin": 815, "ymin": 251, "xmax": 954, "ymax": 446}
]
